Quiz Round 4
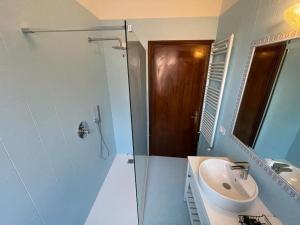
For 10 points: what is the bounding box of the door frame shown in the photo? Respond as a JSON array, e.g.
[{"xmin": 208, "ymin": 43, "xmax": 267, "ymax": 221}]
[{"xmin": 147, "ymin": 40, "xmax": 214, "ymax": 157}]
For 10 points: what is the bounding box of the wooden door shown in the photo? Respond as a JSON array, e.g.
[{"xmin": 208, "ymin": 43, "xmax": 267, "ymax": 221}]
[{"xmin": 149, "ymin": 40, "xmax": 213, "ymax": 157}]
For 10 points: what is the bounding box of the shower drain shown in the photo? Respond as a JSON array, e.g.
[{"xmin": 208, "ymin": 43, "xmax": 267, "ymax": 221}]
[
  {"xmin": 222, "ymin": 182, "xmax": 231, "ymax": 190},
  {"xmin": 127, "ymin": 159, "xmax": 134, "ymax": 164}
]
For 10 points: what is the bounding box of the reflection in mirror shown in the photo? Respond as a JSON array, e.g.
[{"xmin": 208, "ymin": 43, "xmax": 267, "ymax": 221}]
[
  {"xmin": 233, "ymin": 42, "xmax": 287, "ymax": 147},
  {"xmin": 233, "ymin": 38, "xmax": 300, "ymax": 193}
]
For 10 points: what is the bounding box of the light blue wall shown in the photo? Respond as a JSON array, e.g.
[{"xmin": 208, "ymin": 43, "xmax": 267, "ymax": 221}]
[
  {"xmin": 198, "ymin": 1, "xmax": 300, "ymax": 225},
  {"xmin": 102, "ymin": 21, "xmax": 134, "ymax": 155},
  {"xmin": 255, "ymin": 41, "xmax": 300, "ymax": 165},
  {"xmin": 286, "ymin": 129, "xmax": 300, "ymax": 167},
  {"xmin": 0, "ymin": 1, "xmax": 116, "ymax": 225},
  {"xmin": 104, "ymin": 47, "xmax": 133, "ymax": 154}
]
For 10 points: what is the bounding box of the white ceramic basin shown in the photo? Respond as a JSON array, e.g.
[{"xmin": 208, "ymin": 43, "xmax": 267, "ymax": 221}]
[{"xmin": 198, "ymin": 159, "xmax": 258, "ymax": 212}]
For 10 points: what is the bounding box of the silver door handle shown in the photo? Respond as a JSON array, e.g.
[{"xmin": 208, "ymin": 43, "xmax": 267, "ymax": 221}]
[
  {"xmin": 191, "ymin": 112, "xmax": 200, "ymax": 124},
  {"xmin": 191, "ymin": 111, "xmax": 200, "ymax": 118}
]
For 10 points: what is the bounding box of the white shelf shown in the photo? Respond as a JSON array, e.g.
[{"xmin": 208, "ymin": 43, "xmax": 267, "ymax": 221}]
[{"xmin": 186, "ymin": 185, "xmax": 202, "ymax": 225}]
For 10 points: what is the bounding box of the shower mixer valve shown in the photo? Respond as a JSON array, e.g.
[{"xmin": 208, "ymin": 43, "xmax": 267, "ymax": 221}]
[{"xmin": 78, "ymin": 121, "xmax": 90, "ymax": 139}]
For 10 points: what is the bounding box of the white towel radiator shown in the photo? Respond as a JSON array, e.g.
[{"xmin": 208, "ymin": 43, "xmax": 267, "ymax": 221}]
[{"xmin": 200, "ymin": 34, "xmax": 234, "ymax": 148}]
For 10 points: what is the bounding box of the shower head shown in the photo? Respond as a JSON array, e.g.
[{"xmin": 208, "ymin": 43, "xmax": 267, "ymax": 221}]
[{"xmin": 88, "ymin": 37, "xmax": 126, "ymax": 50}]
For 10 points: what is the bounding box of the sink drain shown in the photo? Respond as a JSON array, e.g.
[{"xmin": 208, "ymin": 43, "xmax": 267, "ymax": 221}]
[{"xmin": 222, "ymin": 182, "xmax": 231, "ymax": 190}]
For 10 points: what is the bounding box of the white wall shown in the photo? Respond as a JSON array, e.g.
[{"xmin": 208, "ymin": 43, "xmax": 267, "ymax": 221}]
[
  {"xmin": 128, "ymin": 17, "xmax": 219, "ymax": 49},
  {"xmin": 0, "ymin": 1, "xmax": 116, "ymax": 225}
]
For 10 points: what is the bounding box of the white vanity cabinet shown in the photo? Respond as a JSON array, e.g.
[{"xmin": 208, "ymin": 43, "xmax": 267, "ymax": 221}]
[
  {"xmin": 184, "ymin": 156, "xmax": 282, "ymax": 225},
  {"xmin": 184, "ymin": 161, "xmax": 210, "ymax": 225}
]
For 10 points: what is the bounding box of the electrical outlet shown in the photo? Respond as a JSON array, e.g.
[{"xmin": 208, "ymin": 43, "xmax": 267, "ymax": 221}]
[{"xmin": 219, "ymin": 125, "xmax": 226, "ymax": 136}]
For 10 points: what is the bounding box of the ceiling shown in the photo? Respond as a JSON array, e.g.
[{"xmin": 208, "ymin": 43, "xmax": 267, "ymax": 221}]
[{"xmin": 76, "ymin": 0, "xmax": 238, "ymax": 20}]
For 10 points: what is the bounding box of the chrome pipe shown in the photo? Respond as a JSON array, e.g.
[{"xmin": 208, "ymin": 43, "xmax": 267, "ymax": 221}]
[
  {"xmin": 21, "ymin": 25, "xmax": 125, "ymax": 34},
  {"xmin": 88, "ymin": 37, "xmax": 122, "ymax": 44}
]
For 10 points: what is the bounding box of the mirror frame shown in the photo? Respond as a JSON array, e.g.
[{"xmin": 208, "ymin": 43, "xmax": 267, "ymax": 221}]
[{"xmin": 230, "ymin": 29, "xmax": 300, "ymax": 203}]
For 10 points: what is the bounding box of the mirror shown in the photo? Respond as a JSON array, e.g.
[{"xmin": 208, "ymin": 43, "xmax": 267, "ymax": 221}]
[{"xmin": 233, "ymin": 38, "xmax": 300, "ymax": 193}]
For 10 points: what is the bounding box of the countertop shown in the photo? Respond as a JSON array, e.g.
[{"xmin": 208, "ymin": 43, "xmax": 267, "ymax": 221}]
[{"xmin": 187, "ymin": 156, "xmax": 283, "ymax": 225}]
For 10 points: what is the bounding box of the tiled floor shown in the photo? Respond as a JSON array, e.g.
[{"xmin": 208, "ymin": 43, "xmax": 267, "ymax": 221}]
[
  {"xmin": 84, "ymin": 155, "xmax": 191, "ymax": 225},
  {"xmin": 143, "ymin": 156, "xmax": 191, "ymax": 225}
]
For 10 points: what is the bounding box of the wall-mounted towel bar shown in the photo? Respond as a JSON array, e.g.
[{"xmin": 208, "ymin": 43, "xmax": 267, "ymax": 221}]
[{"xmin": 200, "ymin": 34, "xmax": 234, "ymax": 147}]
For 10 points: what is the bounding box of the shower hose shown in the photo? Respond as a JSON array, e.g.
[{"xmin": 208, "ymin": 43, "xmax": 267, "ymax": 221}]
[{"xmin": 95, "ymin": 105, "xmax": 110, "ymax": 160}]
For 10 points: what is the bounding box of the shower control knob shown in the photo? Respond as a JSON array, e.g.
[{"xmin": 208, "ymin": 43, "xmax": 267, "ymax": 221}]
[{"xmin": 78, "ymin": 121, "xmax": 90, "ymax": 139}]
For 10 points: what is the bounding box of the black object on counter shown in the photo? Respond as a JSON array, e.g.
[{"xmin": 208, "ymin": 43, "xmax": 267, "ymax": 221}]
[{"xmin": 238, "ymin": 214, "xmax": 272, "ymax": 225}]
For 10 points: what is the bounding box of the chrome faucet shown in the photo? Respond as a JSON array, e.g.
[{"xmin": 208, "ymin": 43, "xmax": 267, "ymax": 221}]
[
  {"xmin": 230, "ymin": 162, "xmax": 249, "ymax": 180},
  {"xmin": 271, "ymin": 162, "xmax": 292, "ymax": 174}
]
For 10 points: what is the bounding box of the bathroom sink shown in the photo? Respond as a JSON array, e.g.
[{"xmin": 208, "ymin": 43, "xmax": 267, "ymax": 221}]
[{"xmin": 198, "ymin": 159, "xmax": 258, "ymax": 212}]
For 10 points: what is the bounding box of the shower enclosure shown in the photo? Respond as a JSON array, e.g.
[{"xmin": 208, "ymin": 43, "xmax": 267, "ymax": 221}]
[
  {"xmin": 1, "ymin": 8, "xmax": 147, "ymax": 225},
  {"xmin": 126, "ymin": 22, "xmax": 149, "ymax": 225}
]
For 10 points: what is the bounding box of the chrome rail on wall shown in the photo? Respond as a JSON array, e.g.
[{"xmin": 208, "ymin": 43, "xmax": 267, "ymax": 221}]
[{"xmin": 21, "ymin": 25, "xmax": 125, "ymax": 33}]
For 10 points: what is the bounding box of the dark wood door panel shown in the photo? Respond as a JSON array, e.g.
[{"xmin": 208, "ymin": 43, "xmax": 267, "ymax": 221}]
[
  {"xmin": 150, "ymin": 133, "xmax": 198, "ymax": 157},
  {"xmin": 149, "ymin": 40, "xmax": 213, "ymax": 158}
]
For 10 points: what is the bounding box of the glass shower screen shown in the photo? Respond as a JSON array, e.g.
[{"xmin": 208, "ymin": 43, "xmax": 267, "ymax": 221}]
[{"xmin": 125, "ymin": 21, "xmax": 148, "ymax": 225}]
